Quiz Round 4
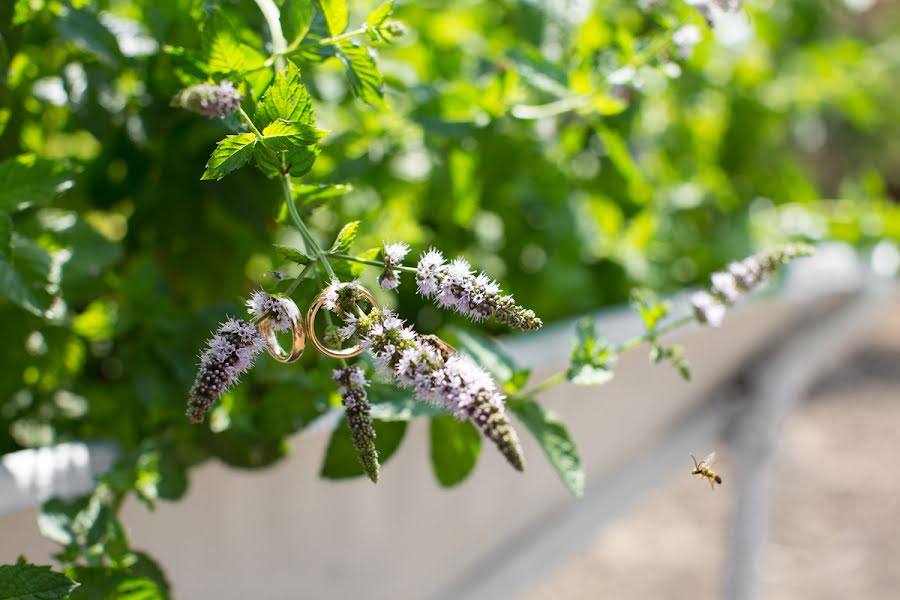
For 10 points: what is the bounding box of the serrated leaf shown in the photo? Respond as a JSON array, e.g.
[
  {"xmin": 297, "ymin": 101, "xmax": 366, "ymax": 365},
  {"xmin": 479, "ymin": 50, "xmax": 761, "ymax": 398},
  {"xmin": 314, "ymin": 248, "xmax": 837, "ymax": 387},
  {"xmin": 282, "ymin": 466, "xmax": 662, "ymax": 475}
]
[
  {"xmin": 201, "ymin": 133, "xmax": 257, "ymax": 180},
  {"xmin": 0, "ymin": 557, "xmax": 78, "ymax": 600},
  {"xmin": 272, "ymin": 244, "xmax": 313, "ymax": 265},
  {"xmin": 566, "ymin": 318, "xmax": 617, "ymax": 387},
  {"xmin": 320, "ymin": 418, "xmax": 406, "ymax": 479},
  {"xmin": 336, "ymin": 42, "xmax": 384, "ymax": 107},
  {"xmin": 202, "ymin": 9, "xmax": 265, "ymax": 75},
  {"xmin": 261, "ymin": 120, "xmax": 328, "ymax": 150},
  {"xmin": 510, "ymin": 399, "xmax": 584, "ymax": 498},
  {"xmin": 316, "ymin": 0, "xmax": 348, "ymax": 36},
  {"xmin": 451, "ymin": 328, "xmax": 531, "ymax": 393},
  {"xmin": 0, "ymin": 156, "xmax": 77, "ymax": 213},
  {"xmin": 329, "ymin": 221, "xmax": 359, "ymax": 253},
  {"xmin": 430, "ymin": 416, "xmax": 481, "ymax": 487},
  {"xmin": 255, "ymin": 61, "xmax": 314, "ymax": 128},
  {"xmin": 282, "ymin": 0, "xmax": 315, "ymax": 46},
  {"xmin": 365, "ymin": 0, "xmax": 394, "ymax": 28}
]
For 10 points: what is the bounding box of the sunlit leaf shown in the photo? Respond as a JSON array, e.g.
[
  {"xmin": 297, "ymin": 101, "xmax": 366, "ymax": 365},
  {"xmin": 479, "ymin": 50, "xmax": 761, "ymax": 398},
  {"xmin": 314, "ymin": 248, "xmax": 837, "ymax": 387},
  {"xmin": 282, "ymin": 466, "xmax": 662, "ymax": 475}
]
[
  {"xmin": 201, "ymin": 133, "xmax": 257, "ymax": 180},
  {"xmin": 316, "ymin": 0, "xmax": 348, "ymax": 36}
]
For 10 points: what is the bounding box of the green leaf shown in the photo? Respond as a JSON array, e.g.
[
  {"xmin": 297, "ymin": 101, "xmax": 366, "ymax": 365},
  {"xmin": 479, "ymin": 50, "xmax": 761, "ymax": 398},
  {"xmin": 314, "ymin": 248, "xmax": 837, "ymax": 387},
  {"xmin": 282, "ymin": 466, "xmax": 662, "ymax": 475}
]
[
  {"xmin": 368, "ymin": 386, "xmax": 449, "ymax": 421},
  {"xmin": 566, "ymin": 318, "xmax": 616, "ymax": 386},
  {"xmin": 0, "ymin": 233, "xmax": 54, "ymax": 317},
  {"xmin": 630, "ymin": 289, "xmax": 670, "ymax": 331},
  {"xmin": 282, "ymin": 0, "xmax": 315, "ymax": 46},
  {"xmin": 510, "ymin": 399, "xmax": 584, "ymax": 498},
  {"xmin": 0, "ymin": 213, "xmax": 11, "ymax": 252},
  {"xmin": 66, "ymin": 569, "xmax": 165, "ymax": 600},
  {"xmin": 202, "ymin": 9, "xmax": 265, "ymax": 75},
  {"xmin": 0, "ymin": 557, "xmax": 78, "ymax": 600},
  {"xmin": 316, "ymin": 0, "xmax": 348, "ymax": 36},
  {"xmin": 201, "ymin": 133, "xmax": 257, "ymax": 181},
  {"xmin": 294, "ymin": 183, "xmax": 353, "ymax": 211},
  {"xmin": 0, "ymin": 156, "xmax": 77, "ymax": 213},
  {"xmin": 261, "ymin": 120, "xmax": 328, "ymax": 150},
  {"xmin": 365, "ymin": 1, "xmax": 394, "ymax": 28},
  {"xmin": 320, "ymin": 418, "xmax": 406, "ymax": 479},
  {"xmin": 329, "ymin": 221, "xmax": 360, "ymax": 253},
  {"xmin": 650, "ymin": 343, "xmax": 691, "ymax": 381},
  {"xmin": 451, "ymin": 328, "xmax": 531, "ymax": 393},
  {"xmin": 272, "ymin": 244, "xmax": 313, "ymax": 265},
  {"xmin": 430, "ymin": 416, "xmax": 481, "ymax": 487},
  {"xmin": 594, "ymin": 125, "xmax": 652, "ymax": 205},
  {"xmin": 57, "ymin": 6, "xmax": 122, "ymax": 67},
  {"xmin": 336, "ymin": 42, "xmax": 385, "ymax": 107},
  {"xmin": 254, "ymin": 61, "xmax": 314, "ymax": 128}
]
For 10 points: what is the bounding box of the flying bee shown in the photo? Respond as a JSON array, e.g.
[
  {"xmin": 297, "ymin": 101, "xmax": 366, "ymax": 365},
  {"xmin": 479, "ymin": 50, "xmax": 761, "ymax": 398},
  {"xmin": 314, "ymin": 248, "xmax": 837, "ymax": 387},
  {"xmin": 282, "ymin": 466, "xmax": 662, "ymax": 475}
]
[{"xmin": 691, "ymin": 452, "xmax": 723, "ymax": 490}]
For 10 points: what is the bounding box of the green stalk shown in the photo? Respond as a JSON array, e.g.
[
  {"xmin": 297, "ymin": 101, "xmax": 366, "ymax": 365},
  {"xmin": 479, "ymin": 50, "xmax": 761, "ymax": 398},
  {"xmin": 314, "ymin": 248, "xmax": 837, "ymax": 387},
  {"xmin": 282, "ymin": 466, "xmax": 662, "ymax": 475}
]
[
  {"xmin": 328, "ymin": 252, "xmax": 418, "ymax": 274},
  {"xmin": 520, "ymin": 314, "xmax": 697, "ymax": 398}
]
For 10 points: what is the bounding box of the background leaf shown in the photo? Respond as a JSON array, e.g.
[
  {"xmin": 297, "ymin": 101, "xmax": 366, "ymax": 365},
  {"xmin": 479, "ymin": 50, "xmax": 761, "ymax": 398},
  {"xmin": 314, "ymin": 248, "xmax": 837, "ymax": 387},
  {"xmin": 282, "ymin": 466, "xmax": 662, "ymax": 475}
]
[
  {"xmin": 0, "ymin": 156, "xmax": 76, "ymax": 213},
  {"xmin": 320, "ymin": 418, "xmax": 406, "ymax": 479},
  {"xmin": 510, "ymin": 399, "xmax": 584, "ymax": 498},
  {"xmin": 429, "ymin": 416, "xmax": 481, "ymax": 487}
]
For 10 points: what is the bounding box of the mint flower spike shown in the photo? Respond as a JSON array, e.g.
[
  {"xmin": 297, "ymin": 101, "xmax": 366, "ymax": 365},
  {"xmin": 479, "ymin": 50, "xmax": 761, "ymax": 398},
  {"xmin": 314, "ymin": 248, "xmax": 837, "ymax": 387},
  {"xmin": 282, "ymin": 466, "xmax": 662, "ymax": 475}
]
[
  {"xmin": 171, "ymin": 80, "xmax": 242, "ymax": 118},
  {"xmin": 333, "ymin": 366, "xmax": 379, "ymax": 483},
  {"xmin": 187, "ymin": 318, "xmax": 265, "ymax": 423},
  {"xmin": 692, "ymin": 244, "xmax": 814, "ymax": 328},
  {"xmin": 415, "ymin": 248, "xmax": 543, "ymax": 332},
  {"xmin": 378, "ymin": 242, "xmax": 410, "ymax": 290},
  {"xmin": 246, "ymin": 290, "xmax": 296, "ymax": 331},
  {"xmin": 351, "ymin": 308, "xmax": 526, "ymax": 471}
]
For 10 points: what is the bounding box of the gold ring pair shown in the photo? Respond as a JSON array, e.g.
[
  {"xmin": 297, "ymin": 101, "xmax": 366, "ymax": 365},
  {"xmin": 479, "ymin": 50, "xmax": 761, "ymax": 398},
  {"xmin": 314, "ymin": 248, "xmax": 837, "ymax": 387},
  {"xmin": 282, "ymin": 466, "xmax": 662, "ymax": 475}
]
[{"xmin": 258, "ymin": 285, "xmax": 379, "ymax": 362}]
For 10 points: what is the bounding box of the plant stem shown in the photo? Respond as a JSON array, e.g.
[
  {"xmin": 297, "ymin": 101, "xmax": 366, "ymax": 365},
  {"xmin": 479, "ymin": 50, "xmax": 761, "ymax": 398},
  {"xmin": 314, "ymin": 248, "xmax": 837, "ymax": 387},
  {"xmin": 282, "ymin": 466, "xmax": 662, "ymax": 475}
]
[
  {"xmin": 286, "ymin": 261, "xmax": 316, "ymax": 295},
  {"xmin": 253, "ymin": 0, "xmax": 336, "ymax": 282},
  {"xmin": 328, "ymin": 252, "xmax": 418, "ymax": 273},
  {"xmin": 283, "ymin": 176, "xmax": 337, "ymax": 279},
  {"xmin": 253, "ymin": 0, "xmax": 288, "ymax": 71},
  {"xmin": 520, "ymin": 314, "xmax": 697, "ymax": 398},
  {"xmin": 283, "ymin": 27, "xmax": 369, "ymax": 57}
]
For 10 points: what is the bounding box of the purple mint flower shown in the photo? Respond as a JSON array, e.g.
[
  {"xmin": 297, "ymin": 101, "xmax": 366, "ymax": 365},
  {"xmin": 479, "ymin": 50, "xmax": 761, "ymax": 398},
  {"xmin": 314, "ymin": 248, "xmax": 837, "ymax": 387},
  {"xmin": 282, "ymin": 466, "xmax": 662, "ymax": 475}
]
[
  {"xmin": 187, "ymin": 318, "xmax": 265, "ymax": 423},
  {"xmin": 171, "ymin": 80, "xmax": 243, "ymax": 118},
  {"xmin": 691, "ymin": 291, "xmax": 726, "ymax": 327},
  {"xmin": 378, "ymin": 242, "xmax": 410, "ymax": 290},
  {"xmin": 414, "ymin": 249, "xmax": 542, "ymax": 331},
  {"xmin": 711, "ymin": 271, "xmax": 740, "ymax": 305},
  {"xmin": 333, "ymin": 366, "xmax": 379, "ymax": 483},
  {"xmin": 693, "ymin": 244, "xmax": 814, "ymax": 327},
  {"xmin": 246, "ymin": 290, "xmax": 297, "ymax": 331},
  {"xmin": 321, "ymin": 279, "xmax": 365, "ymax": 315},
  {"xmin": 352, "ymin": 308, "xmax": 526, "ymax": 471}
]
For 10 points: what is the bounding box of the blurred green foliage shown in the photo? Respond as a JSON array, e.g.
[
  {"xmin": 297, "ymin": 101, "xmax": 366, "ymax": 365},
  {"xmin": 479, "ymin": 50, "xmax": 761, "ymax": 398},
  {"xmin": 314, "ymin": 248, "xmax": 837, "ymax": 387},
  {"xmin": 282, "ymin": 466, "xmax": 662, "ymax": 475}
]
[{"xmin": 2, "ymin": 0, "xmax": 899, "ymax": 591}]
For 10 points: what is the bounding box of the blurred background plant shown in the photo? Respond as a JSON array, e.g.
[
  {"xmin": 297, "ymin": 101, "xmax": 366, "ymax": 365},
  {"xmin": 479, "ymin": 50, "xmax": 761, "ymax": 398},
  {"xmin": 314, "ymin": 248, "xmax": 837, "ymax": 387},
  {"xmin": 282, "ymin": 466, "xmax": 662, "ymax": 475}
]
[{"xmin": 1, "ymin": 0, "xmax": 899, "ymax": 593}]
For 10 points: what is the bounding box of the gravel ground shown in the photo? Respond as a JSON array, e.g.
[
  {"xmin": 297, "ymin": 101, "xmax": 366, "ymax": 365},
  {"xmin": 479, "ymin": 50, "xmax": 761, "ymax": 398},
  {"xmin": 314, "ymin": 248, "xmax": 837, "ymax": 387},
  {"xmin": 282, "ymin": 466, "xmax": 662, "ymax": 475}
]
[{"xmin": 526, "ymin": 311, "xmax": 900, "ymax": 600}]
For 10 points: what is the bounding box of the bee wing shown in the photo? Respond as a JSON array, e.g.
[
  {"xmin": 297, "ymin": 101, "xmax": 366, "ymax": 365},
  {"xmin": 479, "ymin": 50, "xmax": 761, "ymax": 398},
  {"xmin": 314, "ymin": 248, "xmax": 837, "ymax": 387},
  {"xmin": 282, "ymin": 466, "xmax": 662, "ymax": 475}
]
[{"xmin": 700, "ymin": 451, "xmax": 717, "ymax": 467}]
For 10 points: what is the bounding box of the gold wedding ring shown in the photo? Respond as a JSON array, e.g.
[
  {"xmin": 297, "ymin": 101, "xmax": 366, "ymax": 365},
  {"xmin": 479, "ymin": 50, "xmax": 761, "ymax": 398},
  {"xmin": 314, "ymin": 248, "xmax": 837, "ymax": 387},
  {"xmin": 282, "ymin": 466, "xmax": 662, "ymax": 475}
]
[
  {"xmin": 306, "ymin": 285, "xmax": 379, "ymax": 359},
  {"xmin": 258, "ymin": 297, "xmax": 306, "ymax": 363}
]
